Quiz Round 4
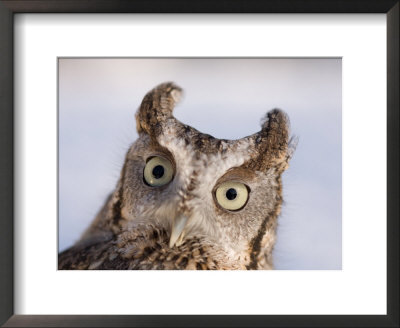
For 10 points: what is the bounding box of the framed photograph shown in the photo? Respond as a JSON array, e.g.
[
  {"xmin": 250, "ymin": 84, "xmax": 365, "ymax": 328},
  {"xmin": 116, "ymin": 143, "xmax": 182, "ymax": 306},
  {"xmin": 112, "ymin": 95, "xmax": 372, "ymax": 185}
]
[
  {"xmin": 57, "ymin": 57, "xmax": 341, "ymax": 272},
  {"xmin": 0, "ymin": 1, "xmax": 398, "ymax": 327}
]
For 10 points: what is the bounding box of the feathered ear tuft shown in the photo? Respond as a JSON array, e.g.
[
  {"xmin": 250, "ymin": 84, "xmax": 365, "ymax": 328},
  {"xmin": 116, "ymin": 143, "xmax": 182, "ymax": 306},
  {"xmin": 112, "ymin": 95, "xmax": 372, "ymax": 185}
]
[
  {"xmin": 259, "ymin": 109, "xmax": 290, "ymax": 167},
  {"xmin": 135, "ymin": 82, "xmax": 183, "ymax": 136},
  {"xmin": 242, "ymin": 109, "xmax": 292, "ymax": 171}
]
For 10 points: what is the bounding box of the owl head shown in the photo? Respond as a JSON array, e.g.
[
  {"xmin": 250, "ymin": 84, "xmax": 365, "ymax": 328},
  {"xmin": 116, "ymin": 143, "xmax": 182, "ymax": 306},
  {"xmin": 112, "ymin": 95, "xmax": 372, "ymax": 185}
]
[{"xmin": 110, "ymin": 82, "xmax": 296, "ymax": 269}]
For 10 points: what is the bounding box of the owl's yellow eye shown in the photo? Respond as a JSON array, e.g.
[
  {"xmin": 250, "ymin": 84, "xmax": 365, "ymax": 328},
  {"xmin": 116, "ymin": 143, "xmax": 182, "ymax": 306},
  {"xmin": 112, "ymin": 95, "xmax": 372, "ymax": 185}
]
[
  {"xmin": 215, "ymin": 181, "xmax": 249, "ymax": 211},
  {"xmin": 143, "ymin": 156, "xmax": 174, "ymax": 187}
]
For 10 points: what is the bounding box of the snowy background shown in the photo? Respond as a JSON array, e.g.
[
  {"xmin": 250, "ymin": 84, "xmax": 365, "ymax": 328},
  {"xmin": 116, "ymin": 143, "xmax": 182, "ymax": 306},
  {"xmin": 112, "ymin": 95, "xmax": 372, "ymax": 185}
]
[{"xmin": 58, "ymin": 58, "xmax": 342, "ymax": 269}]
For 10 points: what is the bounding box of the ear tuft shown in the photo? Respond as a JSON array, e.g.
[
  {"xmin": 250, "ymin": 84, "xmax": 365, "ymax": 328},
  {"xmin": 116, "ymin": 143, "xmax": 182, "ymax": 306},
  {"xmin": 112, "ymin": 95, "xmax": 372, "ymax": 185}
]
[
  {"xmin": 260, "ymin": 108, "xmax": 289, "ymax": 131},
  {"xmin": 246, "ymin": 108, "xmax": 291, "ymax": 171},
  {"xmin": 135, "ymin": 82, "xmax": 183, "ymax": 135},
  {"xmin": 260, "ymin": 109, "xmax": 289, "ymax": 155}
]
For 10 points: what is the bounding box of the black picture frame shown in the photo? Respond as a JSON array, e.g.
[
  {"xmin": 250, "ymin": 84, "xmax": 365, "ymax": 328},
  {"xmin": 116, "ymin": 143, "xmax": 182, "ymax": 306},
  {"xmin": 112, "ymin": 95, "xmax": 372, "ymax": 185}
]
[{"xmin": 0, "ymin": 1, "xmax": 398, "ymax": 327}]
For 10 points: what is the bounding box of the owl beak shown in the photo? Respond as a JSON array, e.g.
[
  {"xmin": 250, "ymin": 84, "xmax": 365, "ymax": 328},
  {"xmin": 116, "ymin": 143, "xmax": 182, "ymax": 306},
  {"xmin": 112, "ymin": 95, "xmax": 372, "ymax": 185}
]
[{"xmin": 169, "ymin": 214, "xmax": 189, "ymax": 248}]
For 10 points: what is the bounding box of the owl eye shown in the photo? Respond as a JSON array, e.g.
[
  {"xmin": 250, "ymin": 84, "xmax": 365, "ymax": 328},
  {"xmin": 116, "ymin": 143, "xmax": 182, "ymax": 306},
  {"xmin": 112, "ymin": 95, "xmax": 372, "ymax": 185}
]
[
  {"xmin": 215, "ymin": 181, "xmax": 249, "ymax": 211},
  {"xmin": 143, "ymin": 156, "xmax": 174, "ymax": 187}
]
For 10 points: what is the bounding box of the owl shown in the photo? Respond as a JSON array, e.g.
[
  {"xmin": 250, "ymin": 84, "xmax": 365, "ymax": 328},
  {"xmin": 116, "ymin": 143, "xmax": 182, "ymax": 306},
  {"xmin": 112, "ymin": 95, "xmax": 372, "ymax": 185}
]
[{"xmin": 58, "ymin": 82, "xmax": 296, "ymax": 270}]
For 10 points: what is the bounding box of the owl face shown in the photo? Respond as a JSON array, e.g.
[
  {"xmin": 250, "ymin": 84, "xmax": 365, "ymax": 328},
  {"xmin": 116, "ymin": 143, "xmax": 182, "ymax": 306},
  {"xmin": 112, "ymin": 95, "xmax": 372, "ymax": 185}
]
[{"xmin": 116, "ymin": 82, "xmax": 294, "ymax": 269}]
